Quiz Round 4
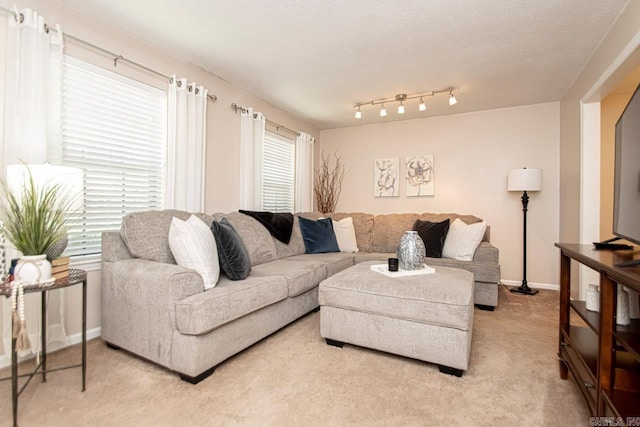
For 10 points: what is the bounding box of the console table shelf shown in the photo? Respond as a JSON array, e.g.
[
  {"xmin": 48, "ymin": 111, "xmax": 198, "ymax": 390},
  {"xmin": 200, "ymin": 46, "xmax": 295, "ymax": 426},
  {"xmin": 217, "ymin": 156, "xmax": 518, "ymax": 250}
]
[{"xmin": 556, "ymin": 243, "xmax": 640, "ymax": 422}]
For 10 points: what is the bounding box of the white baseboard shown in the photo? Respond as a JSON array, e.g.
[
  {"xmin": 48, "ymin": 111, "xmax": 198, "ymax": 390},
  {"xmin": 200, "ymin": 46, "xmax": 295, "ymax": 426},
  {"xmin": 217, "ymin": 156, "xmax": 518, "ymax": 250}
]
[
  {"xmin": 0, "ymin": 327, "xmax": 101, "ymax": 370},
  {"xmin": 501, "ymin": 279, "xmax": 559, "ymax": 291}
]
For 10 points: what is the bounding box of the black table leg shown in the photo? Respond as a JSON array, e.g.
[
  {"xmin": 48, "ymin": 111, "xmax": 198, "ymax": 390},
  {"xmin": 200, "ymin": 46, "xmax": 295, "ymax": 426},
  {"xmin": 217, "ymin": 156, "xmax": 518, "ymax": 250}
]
[
  {"xmin": 82, "ymin": 278, "xmax": 87, "ymax": 391},
  {"xmin": 12, "ymin": 334, "xmax": 17, "ymax": 427},
  {"xmin": 42, "ymin": 291, "xmax": 47, "ymax": 382}
]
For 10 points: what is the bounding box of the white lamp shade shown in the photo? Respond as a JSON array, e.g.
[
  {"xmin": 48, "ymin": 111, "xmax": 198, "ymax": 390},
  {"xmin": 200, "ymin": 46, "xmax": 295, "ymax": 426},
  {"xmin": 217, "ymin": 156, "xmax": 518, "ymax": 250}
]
[{"xmin": 507, "ymin": 168, "xmax": 542, "ymax": 192}]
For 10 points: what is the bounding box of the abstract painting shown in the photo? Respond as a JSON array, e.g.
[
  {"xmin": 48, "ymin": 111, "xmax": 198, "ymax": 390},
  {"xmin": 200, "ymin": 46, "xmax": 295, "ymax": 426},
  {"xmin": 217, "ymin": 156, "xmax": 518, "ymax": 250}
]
[
  {"xmin": 405, "ymin": 155, "xmax": 434, "ymax": 196},
  {"xmin": 374, "ymin": 158, "xmax": 399, "ymax": 197}
]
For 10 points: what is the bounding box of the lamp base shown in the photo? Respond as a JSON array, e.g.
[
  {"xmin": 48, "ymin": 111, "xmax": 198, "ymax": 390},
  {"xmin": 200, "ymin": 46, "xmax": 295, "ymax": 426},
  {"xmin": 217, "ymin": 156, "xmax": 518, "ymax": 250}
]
[{"xmin": 510, "ymin": 282, "xmax": 539, "ymax": 296}]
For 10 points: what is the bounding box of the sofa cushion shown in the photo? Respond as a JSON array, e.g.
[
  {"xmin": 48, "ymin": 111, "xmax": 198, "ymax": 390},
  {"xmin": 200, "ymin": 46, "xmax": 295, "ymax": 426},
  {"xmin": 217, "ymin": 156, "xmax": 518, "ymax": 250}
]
[
  {"xmin": 328, "ymin": 212, "xmax": 374, "ymax": 252},
  {"xmin": 286, "ymin": 252, "xmax": 355, "ymax": 277},
  {"xmin": 420, "ymin": 256, "xmax": 500, "ymax": 284},
  {"xmin": 175, "ymin": 275, "xmax": 288, "ymax": 335},
  {"xmin": 353, "ymin": 252, "xmax": 500, "ymax": 283},
  {"xmin": 168, "ymin": 216, "xmax": 220, "ymax": 290},
  {"xmin": 272, "ymin": 214, "xmax": 321, "ymax": 259},
  {"xmin": 442, "ymin": 219, "xmax": 487, "ymax": 261},
  {"xmin": 413, "ymin": 218, "xmax": 450, "ymax": 258},
  {"xmin": 212, "ymin": 212, "xmax": 278, "ymax": 266},
  {"xmin": 299, "ymin": 217, "xmax": 340, "ymax": 253},
  {"xmin": 239, "ymin": 210, "xmax": 294, "ymax": 244},
  {"xmin": 211, "ymin": 218, "xmax": 251, "ymax": 280},
  {"xmin": 370, "ymin": 213, "xmax": 420, "ymax": 253},
  {"xmin": 121, "ymin": 209, "xmax": 192, "ymax": 264},
  {"xmin": 251, "ymin": 259, "xmax": 328, "ymax": 297},
  {"xmin": 420, "ymin": 213, "xmax": 489, "ymax": 242}
]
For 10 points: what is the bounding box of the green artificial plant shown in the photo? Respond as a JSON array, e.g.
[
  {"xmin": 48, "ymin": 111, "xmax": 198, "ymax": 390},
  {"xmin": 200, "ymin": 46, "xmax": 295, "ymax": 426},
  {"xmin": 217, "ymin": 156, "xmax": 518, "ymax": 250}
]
[{"xmin": 0, "ymin": 166, "xmax": 75, "ymax": 256}]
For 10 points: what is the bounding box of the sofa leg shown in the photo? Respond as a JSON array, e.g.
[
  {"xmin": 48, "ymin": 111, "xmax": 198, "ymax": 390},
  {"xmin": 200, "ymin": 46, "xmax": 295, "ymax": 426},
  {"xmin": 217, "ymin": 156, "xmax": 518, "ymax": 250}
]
[
  {"xmin": 312, "ymin": 306, "xmax": 320, "ymax": 313},
  {"xmin": 105, "ymin": 341, "xmax": 121, "ymax": 350},
  {"xmin": 179, "ymin": 366, "xmax": 215, "ymax": 384},
  {"xmin": 438, "ymin": 365, "xmax": 463, "ymax": 377},
  {"xmin": 475, "ymin": 304, "xmax": 495, "ymax": 312},
  {"xmin": 326, "ymin": 338, "xmax": 344, "ymax": 348}
]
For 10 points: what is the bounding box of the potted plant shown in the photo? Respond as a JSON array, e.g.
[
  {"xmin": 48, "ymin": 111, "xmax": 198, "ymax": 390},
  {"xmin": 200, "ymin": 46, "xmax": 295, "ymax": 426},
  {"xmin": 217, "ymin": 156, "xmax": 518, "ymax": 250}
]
[{"xmin": 0, "ymin": 165, "xmax": 77, "ymax": 283}]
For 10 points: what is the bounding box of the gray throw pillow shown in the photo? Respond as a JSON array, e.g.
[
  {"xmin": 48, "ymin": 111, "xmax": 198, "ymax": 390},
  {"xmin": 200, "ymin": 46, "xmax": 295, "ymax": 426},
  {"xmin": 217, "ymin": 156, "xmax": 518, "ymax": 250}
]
[{"xmin": 210, "ymin": 218, "xmax": 251, "ymax": 280}]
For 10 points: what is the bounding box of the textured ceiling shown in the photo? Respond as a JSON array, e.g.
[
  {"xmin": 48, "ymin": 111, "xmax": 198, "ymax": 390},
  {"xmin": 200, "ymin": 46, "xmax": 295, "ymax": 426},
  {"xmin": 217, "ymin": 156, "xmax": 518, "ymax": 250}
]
[{"xmin": 62, "ymin": 0, "xmax": 628, "ymax": 129}]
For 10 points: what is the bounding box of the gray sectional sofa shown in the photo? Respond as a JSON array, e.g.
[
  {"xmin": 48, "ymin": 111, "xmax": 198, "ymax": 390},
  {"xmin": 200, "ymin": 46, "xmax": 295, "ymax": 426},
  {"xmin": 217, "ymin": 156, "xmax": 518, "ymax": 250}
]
[{"xmin": 101, "ymin": 210, "xmax": 500, "ymax": 383}]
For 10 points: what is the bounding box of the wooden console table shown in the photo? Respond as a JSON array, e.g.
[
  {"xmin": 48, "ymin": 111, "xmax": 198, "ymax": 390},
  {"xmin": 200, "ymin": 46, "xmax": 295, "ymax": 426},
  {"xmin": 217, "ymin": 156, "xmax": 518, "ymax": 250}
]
[
  {"xmin": 0, "ymin": 268, "xmax": 88, "ymax": 427},
  {"xmin": 556, "ymin": 243, "xmax": 640, "ymax": 422}
]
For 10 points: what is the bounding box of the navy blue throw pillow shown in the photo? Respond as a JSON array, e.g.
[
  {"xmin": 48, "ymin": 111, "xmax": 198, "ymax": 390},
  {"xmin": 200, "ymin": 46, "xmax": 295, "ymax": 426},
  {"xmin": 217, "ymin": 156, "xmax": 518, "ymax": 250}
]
[
  {"xmin": 298, "ymin": 217, "xmax": 340, "ymax": 254},
  {"xmin": 210, "ymin": 218, "xmax": 251, "ymax": 280}
]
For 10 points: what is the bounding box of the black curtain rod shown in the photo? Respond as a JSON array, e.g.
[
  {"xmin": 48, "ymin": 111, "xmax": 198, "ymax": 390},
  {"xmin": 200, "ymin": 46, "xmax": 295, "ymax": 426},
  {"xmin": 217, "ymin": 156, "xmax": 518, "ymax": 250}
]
[{"xmin": 0, "ymin": 5, "xmax": 217, "ymax": 102}]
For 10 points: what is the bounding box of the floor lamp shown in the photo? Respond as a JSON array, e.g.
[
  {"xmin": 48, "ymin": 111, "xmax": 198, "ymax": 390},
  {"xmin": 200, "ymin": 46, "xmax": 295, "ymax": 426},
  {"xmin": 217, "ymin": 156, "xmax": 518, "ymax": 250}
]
[{"xmin": 508, "ymin": 168, "xmax": 542, "ymax": 296}]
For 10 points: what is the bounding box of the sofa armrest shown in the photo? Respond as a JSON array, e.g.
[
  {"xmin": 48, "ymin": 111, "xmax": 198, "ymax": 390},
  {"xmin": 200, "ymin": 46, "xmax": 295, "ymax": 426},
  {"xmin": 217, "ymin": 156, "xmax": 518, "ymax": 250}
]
[
  {"xmin": 101, "ymin": 258, "xmax": 203, "ymax": 368},
  {"xmin": 102, "ymin": 231, "xmax": 133, "ymax": 262},
  {"xmin": 473, "ymin": 241, "xmax": 499, "ymax": 263}
]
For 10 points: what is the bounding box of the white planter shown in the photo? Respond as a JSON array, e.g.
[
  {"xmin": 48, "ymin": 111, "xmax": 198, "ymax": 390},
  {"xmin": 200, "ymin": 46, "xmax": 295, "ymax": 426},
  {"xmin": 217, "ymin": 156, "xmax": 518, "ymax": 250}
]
[{"xmin": 14, "ymin": 254, "xmax": 52, "ymax": 283}]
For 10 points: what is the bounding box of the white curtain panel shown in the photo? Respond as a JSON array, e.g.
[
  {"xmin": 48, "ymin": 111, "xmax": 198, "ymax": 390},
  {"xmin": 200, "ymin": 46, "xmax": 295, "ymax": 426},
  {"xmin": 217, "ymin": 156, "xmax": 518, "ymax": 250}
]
[
  {"xmin": 238, "ymin": 108, "xmax": 265, "ymax": 210},
  {"xmin": 166, "ymin": 76, "xmax": 208, "ymax": 212},
  {"xmin": 1, "ymin": 8, "xmax": 67, "ymax": 364},
  {"xmin": 295, "ymin": 132, "xmax": 315, "ymax": 212}
]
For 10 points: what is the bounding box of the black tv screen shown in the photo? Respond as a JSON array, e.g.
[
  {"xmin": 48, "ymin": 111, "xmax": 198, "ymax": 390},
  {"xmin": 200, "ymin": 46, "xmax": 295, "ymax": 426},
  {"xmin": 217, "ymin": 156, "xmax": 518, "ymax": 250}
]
[{"xmin": 614, "ymin": 82, "xmax": 640, "ymax": 246}]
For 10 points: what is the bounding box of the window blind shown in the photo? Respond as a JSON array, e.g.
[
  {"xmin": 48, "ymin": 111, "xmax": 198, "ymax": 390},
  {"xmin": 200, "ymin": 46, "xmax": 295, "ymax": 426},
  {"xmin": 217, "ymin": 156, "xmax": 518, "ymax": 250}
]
[
  {"xmin": 262, "ymin": 132, "xmax": 295, "ymax": 212},
  {"xmin": 61, "ymin": 56, "xmax": 167, "ymax": 258}
]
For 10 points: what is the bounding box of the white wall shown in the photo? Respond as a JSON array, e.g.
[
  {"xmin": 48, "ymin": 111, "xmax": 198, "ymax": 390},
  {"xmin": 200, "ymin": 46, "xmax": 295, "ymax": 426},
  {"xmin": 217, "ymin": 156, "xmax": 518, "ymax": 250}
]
[
  {"xmin": 0, "ymin": 0, "xmax": 318, "ymax": 356},
  {"xmin": 319, "ymin": 103, "xmax": 560, "ymax": 286},
  {"xmin": 559, "ymin": 1, "xmax": 640, "ymax": 298}
]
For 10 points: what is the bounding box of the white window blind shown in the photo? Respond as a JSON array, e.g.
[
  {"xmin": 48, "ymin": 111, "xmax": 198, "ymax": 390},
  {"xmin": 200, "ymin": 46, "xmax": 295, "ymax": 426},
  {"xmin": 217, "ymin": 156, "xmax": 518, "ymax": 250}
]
[
  {"xmin": 262, "ymin": 132, "xmax": 295, "ymax": 212},
  {"xmin": 61, "ymin": 56, "xmax": 167, "ymax": 258}
]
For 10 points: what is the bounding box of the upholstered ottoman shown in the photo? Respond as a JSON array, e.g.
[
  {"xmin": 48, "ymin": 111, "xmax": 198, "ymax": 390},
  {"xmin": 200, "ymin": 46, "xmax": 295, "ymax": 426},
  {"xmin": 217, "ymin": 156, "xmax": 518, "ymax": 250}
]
[{"xmin": 318, "ymin": 261, "xmax": 474, "ymax": 376}]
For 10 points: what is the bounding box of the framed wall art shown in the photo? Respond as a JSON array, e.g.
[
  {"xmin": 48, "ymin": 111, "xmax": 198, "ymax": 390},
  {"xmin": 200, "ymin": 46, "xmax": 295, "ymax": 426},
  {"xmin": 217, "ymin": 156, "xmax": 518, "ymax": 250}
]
[
  {"xmin": 374, "ymin": 158, "xmax": 399, "ymax": 197},
  {"xmin": 405, "ymin": 155, "xmax": 434, "ymax": 196}
]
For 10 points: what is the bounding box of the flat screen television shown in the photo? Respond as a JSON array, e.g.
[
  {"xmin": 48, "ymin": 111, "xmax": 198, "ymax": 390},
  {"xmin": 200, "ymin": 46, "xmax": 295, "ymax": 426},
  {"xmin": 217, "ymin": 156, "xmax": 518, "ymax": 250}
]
[{"xmin": 613, "ymin": 81, "xmax": 640, "ymax": 258}]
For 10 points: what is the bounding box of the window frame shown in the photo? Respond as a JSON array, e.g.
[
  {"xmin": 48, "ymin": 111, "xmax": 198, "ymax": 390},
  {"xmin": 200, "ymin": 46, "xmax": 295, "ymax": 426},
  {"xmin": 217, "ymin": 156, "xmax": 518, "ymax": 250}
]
[{"xmin": 60, "ymin": 55, "xmax": 167, "ymax": 269}]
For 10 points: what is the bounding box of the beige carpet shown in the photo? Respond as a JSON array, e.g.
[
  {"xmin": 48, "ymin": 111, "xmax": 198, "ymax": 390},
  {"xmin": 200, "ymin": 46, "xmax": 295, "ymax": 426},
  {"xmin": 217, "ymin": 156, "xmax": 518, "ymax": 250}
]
[{"xmin": 0, "ymin": 286, "xmax": 588, "ymax": 426}]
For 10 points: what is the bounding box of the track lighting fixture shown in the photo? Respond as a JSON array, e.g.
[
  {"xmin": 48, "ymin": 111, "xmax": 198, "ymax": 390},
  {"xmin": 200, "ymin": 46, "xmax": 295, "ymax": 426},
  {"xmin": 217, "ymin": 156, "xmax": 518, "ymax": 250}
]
[
  {"xmin": 353, "ymin": 88, "xmax": 458, "ymax": 119},
  {"xmin": 419, "ymin": 97, "xmax": 427, "ymax": 111},
  {"xmin": 449, "ymin": 91, "xmax": 457, "ymax": 105}
]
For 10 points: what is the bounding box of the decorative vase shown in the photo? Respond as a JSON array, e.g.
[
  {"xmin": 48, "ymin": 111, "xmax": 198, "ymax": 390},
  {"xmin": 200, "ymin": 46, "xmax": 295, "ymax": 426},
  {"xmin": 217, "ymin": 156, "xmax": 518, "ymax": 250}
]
[
  {"xmin": 586, "ymin": 284, "xmax": 600, "ymax": 312},
  {"xmin": 45, "ymin": 233, "xmax": 68, "ymax": 259},
  {"xmin": 617, "ymin": 286, "xmax": 631, "ymax": 326},
  {"xmin": 14, "ymin": 254, "xmax": 52, "ymax": 284},
  {"xmin": 397, "ymin": 231, "xmax": 426, "ymax": 270},
  {"xmin": 625, "ymin": 286, "xmax": 640, "ymax": 319}
]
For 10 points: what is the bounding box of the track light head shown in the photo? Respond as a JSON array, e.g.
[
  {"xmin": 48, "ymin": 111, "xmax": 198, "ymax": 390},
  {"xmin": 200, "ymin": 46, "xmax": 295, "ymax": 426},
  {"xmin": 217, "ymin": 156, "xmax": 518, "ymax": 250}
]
[
  {"xmin": 418, "ymin": 97, "xmax": 427, "ymax": 111},
  {"xmin": 355, "ymin": 106, "xmax": 362, "ymax": 119},
  {"xmin": 449, "ymin": 92, "xmax": 457, "ymax": 106},
  {"xmin": 398, "ymin": 102, "xmax": 405, "ymax": 114},
  {"xmin": 380, "ymin": 104, "xmax": 387, "ymax": 117}
]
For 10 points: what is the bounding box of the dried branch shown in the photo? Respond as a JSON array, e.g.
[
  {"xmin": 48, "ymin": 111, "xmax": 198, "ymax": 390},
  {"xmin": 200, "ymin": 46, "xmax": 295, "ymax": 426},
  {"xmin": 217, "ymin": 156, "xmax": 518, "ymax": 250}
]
[{"xmin": 314, "ymin": 151, "xmax": 346, "ymax": 214}]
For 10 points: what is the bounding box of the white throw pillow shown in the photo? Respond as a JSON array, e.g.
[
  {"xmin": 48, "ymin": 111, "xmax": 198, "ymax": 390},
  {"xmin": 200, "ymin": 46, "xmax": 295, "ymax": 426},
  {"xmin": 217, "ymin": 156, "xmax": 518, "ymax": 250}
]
[
  {"xmin": 332, "ymin": 217, "xmax": 359, "ymax": 253},
  {"xmin": 168, "ymin": 215, "xmax": 220, "ymax": 290},
  {"xmin": 442, "ymin": 218, "xmax": 487, "ymax": 261}
]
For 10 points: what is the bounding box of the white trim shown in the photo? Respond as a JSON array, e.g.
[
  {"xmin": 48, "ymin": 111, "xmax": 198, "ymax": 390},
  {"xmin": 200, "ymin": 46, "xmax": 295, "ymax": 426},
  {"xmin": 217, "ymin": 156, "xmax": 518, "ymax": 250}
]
[
  {"xmin": 501, "ymin": 279, "xmax": 559, "ymax": 291},
  {"xmin": 0, "ymin": 327, "xmax": 101, "ymax": 369}
]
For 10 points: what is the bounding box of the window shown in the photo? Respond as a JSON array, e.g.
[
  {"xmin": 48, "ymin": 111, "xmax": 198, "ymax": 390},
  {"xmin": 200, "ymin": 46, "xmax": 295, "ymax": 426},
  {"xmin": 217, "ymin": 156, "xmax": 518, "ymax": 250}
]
[
  {"xmin": 61, "ymin": 56, "xmax": 167, "ymax": 258},
  {"xmin": 262, "ymin": 132, "xmax": 295, "ymax": 212}
]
